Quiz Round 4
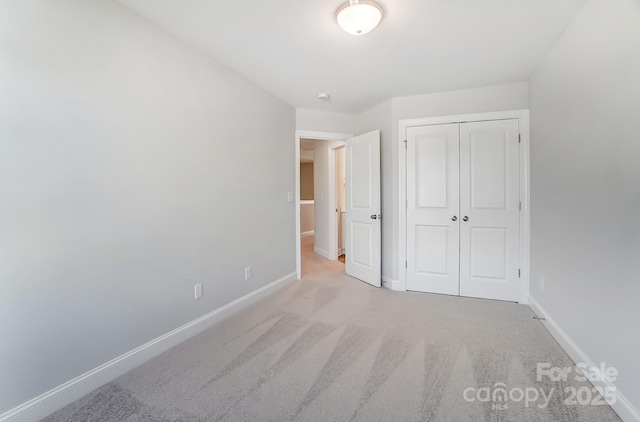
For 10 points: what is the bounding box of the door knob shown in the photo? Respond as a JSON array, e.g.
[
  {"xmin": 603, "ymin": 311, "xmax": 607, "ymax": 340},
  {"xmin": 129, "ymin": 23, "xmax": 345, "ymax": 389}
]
[
  {"xmin": 370, "ymin": 215, "xmax": 378, "ymax": 220},
  {"xmin": 451, "ymin": 216, "xmax": 457, "ymax": 221},
  {"xmin": 462, "ymin": 216, "xmax": 469, "ymax": 222}
]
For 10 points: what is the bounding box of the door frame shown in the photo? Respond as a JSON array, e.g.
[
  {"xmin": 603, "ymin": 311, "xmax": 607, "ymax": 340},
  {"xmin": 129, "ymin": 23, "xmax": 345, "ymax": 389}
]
[
  {"xmin": 295, "ymin": 130, "xmax": 352, "ymax": 280},
  {"xmin": 398, "ymin": 110, "xmax": 531, "ymax": 303},
  {"xmin": 333, "ymin": 144, "xmax": 346, "ymax": 256}
]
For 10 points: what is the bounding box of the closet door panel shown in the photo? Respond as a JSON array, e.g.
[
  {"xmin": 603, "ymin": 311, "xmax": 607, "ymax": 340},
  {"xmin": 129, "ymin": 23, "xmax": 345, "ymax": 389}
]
[
  {"xmin": 406, "ymin": 124, "xmax": 460, "ymax": 295},
  {"xmin": 459, "ymin": 120, "xmax": 520, "ymax": 302}
]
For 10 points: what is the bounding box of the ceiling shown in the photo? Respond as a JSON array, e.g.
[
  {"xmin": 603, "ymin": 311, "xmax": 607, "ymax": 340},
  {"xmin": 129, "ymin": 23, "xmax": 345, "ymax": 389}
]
[{"xmin": 117, "ymin": 0, "xmax": 587, "ymax": 114}]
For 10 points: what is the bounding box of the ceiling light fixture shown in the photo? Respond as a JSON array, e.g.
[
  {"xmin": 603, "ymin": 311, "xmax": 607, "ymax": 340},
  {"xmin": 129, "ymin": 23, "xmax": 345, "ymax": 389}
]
[{"xmin": 336, "ymin": 0, "xmax": 384, "ymax": 36}]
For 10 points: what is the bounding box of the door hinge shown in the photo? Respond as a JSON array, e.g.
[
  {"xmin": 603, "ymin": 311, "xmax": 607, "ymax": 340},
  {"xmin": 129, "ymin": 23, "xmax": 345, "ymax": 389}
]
[
  {"xmin": 519, "ymin": 201, "xmax": 522, "ymax": 211},
  {"xmin": 404, "ymin": 139, "xmax": 407, "ymax": 148},
  {"xmin": 405, "ymin": 261, "xmax": 408, "ymax": 269},
  {"xmin": 518, "ymin": 269, "xmax": 521, "ymax": 278},
  {"xmin": 518, "ymin": 134, "xmax": 521, "ymax": 143}
]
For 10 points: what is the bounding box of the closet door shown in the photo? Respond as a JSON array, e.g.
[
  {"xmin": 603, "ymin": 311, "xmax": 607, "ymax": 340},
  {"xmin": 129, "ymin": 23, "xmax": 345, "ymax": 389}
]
[
  {"xmin": 406, "ymin": 124, "xmax": 460, "ymax": 295},
  {"xmin": 459, "ymin": 120, "xmax": 520, "ymax": 301}
]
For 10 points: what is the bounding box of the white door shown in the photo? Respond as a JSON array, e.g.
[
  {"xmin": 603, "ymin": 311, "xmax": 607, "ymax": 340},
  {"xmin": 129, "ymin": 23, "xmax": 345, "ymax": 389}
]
[
  {"xmin": 345, "ymin": 130, "xmax": 381, "ymax": 287},
  {"xmin": 459, "ymin": 120, "xmax": 520, "ymax": 301},
  {"xmin": 405, "ymin": 119, "xmax": 521, "ymax": 301},
  {"xmin": 406, "ymin": 124, "xmax": 460, "ymax": 295}
]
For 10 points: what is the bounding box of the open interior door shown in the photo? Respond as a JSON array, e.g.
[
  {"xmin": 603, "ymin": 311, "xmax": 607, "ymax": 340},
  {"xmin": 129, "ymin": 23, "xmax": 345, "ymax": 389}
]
[{"xmin": 345, "ymin": 130, "xmax": 381, "ymax": 287}]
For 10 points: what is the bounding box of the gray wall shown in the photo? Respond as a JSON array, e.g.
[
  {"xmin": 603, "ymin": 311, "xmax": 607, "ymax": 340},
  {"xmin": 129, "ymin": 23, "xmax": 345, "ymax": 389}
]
[
  {"xmin": 529, "ymin": 0, "xmax": 640, "ymax": 412},
  {"xmin": 0, "ymin": 0, "xmax": 295, "ymax": 413},
  {"xmin": 300, "ymin": 204, "xmax": 315, "ymax": 234}
]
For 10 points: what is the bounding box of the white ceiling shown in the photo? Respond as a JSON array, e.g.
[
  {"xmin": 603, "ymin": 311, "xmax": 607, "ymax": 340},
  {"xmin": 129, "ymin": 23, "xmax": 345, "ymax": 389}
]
[{"xmin": 117, "ymin": 0, "xmax": 586, "ymax": 114}]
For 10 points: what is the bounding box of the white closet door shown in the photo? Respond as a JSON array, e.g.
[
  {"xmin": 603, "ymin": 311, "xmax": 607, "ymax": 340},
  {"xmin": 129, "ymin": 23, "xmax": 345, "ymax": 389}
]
[
  {"xmin": 459, "ymin": 120, "xmax": 520, "ymax": 301},
  {"xmin": 406, "ymin": 124, "xmax": 460, "ymax": 295}
]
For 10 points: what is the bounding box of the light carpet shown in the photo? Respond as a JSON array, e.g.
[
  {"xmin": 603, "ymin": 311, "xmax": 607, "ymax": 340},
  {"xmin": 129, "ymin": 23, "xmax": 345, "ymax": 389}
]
[{"xmin": 42, "ymin": 236, "xmax": 621, "ymax": 421}]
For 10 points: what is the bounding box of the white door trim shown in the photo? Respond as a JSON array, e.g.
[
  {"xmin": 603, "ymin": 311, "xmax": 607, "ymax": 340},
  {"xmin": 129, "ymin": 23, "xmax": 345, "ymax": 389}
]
[
  {"xmin": 323, "ymin": 145, "xmax": 340, "ymax": 261},
  {"xmin": 398, "ymin": 110, "xmax": 531, "ymax": 303},
  {"xmin": 332, "ymin": 144, "xmax": 346, "ymax": 257},
  {"xmin": 295, "ymin": 130, "xmax": 352, "ymax": 280}
]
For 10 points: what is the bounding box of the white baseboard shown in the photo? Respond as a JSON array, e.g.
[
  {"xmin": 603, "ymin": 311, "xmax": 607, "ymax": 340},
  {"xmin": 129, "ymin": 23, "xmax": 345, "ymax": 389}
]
[
  {"xmin": 382, "ymin": 276, "xmax": 404, "ymax": 291},
  {"xmin": 313, "ymin": 246, "xmax": 331, "ymax": 260},
  {"xmin": 0, "ymin": 272, "xmax": 298, "ymax": 422},
  {"xmin": 301, "ymin": 230, "xmax": 315, "ymax": 237},
  {"xmin": 528, "ymin": 295, "xmax": 640, "ymax": 422}
]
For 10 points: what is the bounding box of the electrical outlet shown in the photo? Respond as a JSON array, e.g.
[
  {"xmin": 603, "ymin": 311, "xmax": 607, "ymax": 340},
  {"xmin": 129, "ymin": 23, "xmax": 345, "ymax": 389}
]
[
  {"xmin": 194, "ymin": 283, "xmax": 203, "ymax": 300},
  {"xmin": 245, "ymin": 266, "xmax": 252, "ymax": 280},
  {"xmin": 540, "ymin": 276, "xmax": 545, "ymax": 292}
]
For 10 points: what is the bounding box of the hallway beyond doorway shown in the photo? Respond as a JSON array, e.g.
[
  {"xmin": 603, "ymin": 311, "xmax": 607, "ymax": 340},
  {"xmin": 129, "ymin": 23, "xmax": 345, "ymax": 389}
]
[{"xmin": 301, "ymin": 234, "xmax": 344, "ymax": 278}]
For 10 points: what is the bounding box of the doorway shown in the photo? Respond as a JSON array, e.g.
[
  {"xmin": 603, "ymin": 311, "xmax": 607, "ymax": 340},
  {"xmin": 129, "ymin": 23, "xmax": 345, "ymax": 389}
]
[
  {"xmin": 295, "ymin": 130, "xmax": 382, "ymax": 288},
  {"xmin": 295, "ymin": 131, "xmax": 351, "ymax": 279}
]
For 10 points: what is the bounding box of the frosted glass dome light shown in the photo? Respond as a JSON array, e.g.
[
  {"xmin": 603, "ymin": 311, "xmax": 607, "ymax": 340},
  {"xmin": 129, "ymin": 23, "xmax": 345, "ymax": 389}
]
[{"xmin": 336, "ymin": 0, "xmax": 384, "ymax": 36}]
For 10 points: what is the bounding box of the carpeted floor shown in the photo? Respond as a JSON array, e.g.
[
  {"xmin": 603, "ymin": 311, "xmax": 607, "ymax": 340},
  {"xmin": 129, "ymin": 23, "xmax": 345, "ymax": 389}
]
[{"xmin": 42, "ymin": 236, "xmax": 621, "ymax": 421}]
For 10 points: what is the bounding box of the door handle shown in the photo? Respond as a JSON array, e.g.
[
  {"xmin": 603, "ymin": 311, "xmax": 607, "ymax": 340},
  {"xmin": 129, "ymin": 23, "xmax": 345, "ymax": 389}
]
[
  {"xmin": 451, "ymin": 216, "xmax": 457, "ymax": 221},
  {"xmin": 370, "ymin": 214, "xmax": 381, "ymax": 220},
  {"xmin": 462, "ymin": 216, "xmax": 469, "ymax": 222}
]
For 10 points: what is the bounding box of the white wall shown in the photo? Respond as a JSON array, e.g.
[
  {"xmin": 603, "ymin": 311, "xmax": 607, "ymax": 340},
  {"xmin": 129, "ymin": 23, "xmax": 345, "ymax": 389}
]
[
  {"xmin": 296, "ymin": 109, "xmax": 358, "ymax": 135},
  {"xmin": 0, "ymin": 0, "xmax": 295, "ymax": 415},
  {"xmin": 391, "ymin": 82, "xmax": 529, "ymax": 121},
  {"xmin": 529, "ymin": 0, "xmax": 640, "ymax": 417}
]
